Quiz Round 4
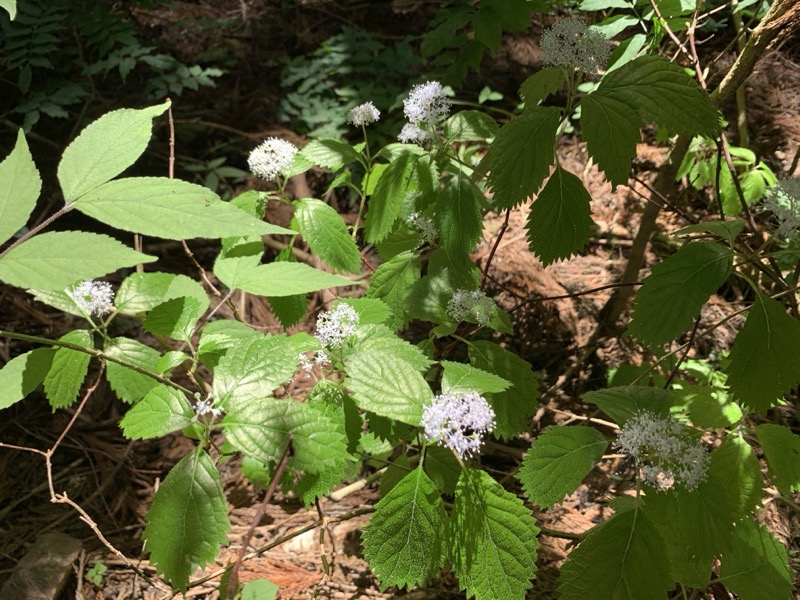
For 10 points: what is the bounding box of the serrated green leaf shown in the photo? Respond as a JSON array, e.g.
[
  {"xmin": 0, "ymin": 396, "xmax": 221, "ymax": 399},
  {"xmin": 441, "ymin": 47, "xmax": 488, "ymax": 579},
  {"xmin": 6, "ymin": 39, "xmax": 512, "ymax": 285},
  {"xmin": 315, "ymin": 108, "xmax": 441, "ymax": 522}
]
[
  {"xmin": 345, "ymin": 352, "xmax": 433, "ymax": 426},
  {"xmin": 558, "ymin": 506, "xmax": 673, "ymax": 600},
  {"xmin": 290, "ymin": 402, "xmax": 350, "ymax": 474},
  {"xmin": 584, "ymin": 386, "xmax": 673, "ymax": 425},
  {"xmin": 213, "ymin": 235, "xmax": 263, "ymax": 290},
  {"xmin": 365, "ymin": 251, "xmax": 420, "ymax": 330},
  {"xmin": 441, "ymin": 360, "xmax": 511, "ymax": 395},
  {"xmin": 444, "ymin": 110, "xmax": 499, "ymax": 142},
  {"xmin": 480, "ymin": 107, "xmax": 560, "ymax": 209},
  {"xmin": 59, "ymin": 102, "xmax": 169, "ymax": 202},
  {"xmin": 308, "ymin": 379, "xmax": 362, "ymax": 454},
  {"xmin": 519, "ymin": 67, "xmax": 565, "ymax": 107},
  {"xmin": 363, "ymin": 466, "xmax": 448, "ymax": 590},
  {"xmin": 526, "ymin": 165, "xmax": 594, "ymax": 265},
  {"xmin": 105, "ymin": 337, "xmax": 162, "ymax": 403},
  {"xmin": 44, "ymin": 329, "xmax": 92, "ymax": 410},
  {"xmin": 0, "ymin": 231, "xmax": 155, "ymax": 291},
  {"xmin": 143, "ymin": 448, "xmax": 230, "ymax": 592},
  {"xmin": 336, "ymin": 297, "xmax": 392, "ymax": 325},
  {"xmin": 294, "ymin": 198, "xmax": 361, "ymax": 273},
  {"xmin": 626, "ymin": 242, "xmax": 732, "ymax": 346},
  {"xmin": 349, "ymin": 324, "xmax": 433, "ymax": 371},
  {"xmin": 0, "ymin": 348, "xmax": 55, "ymax": 409},
  {"xmin": 719, "ymin": 521, "xmax": 794, "ymax": 600},
  {"xmin": 235, "ymin": 262, "xmax": 353, "ymax": 297},
  {"xmin": 677, "ymin": 385, "xmax": 742, "ymax": 428},
  {"xmin": 157, "ymin": 351, "xmax": 190, "ymax": 374},
  {"xmin": 74, "ymin": 177, "xmax": 292, "ymax": 239},
  {"xmin": 300, "ymin": 138, "xmax": 361, "ymax": 169},
  {"xmin": 468, "ymin": 341, "xmax": 539, "ymax": 439},
  {"xmin": 240, "ymin": 579, "xmax": 279, "ymax": 600},
  {"xmin": 0, "ymin": 129, "xmax": 40, "ymax": 245},
  {"xmin": 143, "ymin": 296, "xmax": 203, "ymax": 342},
  {"xmin": 673, "ymin": 219, "xmax": 745, "ymax": 247},
  {"xmin": 518, "ymin": 426, "xmax": 608, "ymax": 509},
  {"xmin": 434, "ymin": 175, "xmax": 483, "ymax": 258},
  {"xmin": 212, "ymin": 335, "xmax": 299, "ymax": 406},
  {"xmin": 450, "ymin": 468, "xmax": 539, "ymax": 599},
  {"xmin": 119, "ymin": 385, "xmax": 194, "ymax": 440},
  {"xmin": 365, "ymin": 152, "xmax": 418, "ymax": 244},
  {"xmin": 711, "ymin": 435, "xmax": 762, "ymax": 519},
  {"xmin": 115, "ymin": 272, "xmax": 209, "ymax": 314},
  {"xmin": 424, "ymin": 445, "xmax": 462, "ymax": 495},
  {"xmin": 581, "ymin": 55, "xmax": 720, "ymax": 187},
  {"xmin": 197, "ymin": 320, "xmax": 261, "ymax": 368},
  {"xmin": 725, "ymin": 291, "xmax": 800, "ymax": 412},
  {"xmin": 755, "ymin": 424, "xmax": 800, "ymax": 496}
]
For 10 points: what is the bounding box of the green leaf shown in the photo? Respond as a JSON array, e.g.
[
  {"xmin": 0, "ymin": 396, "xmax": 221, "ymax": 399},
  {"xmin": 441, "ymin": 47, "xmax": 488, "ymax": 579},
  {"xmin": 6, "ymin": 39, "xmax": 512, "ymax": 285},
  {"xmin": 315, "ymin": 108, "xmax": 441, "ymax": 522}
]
[
  {"xmin": 559, "ymin": 507, "xmax": 673, "ymax": 600},
  {"xmin": 336, "ymin": 297, "xmax": 392, "ymax": 325},
  {"xmin": 212, "ymin": 335, "xmax": 300, "ymax": 406},
  {"xmin": 581, "ymin": 56, "xmax": 720, "ymax": 187},
  {"xmin": 678, "ymin": 385, "xmax": 742, "ymax": 428},
  {"xmin": 363, "ymin": 466, "xmax": 449, "ymax": 590},
  {"xmin": 345, "ymin": 352, "xmax": 433, "ymax": 426},
  {"xmin": 116, "ymin": 272, "xmax": 210, "ymax": 314},
  {"xmin": 294, "ymin": 198, "xmax": 361, "ymax": 273},
  {"xmin": 74, "ymin": 177, "xmax": 292, "ymax": 239},
  {"xmin": 626, "ymin": 242, "xmax": 732, "ymax": 346},
  {"xmin": 240, "ymin": 579, "xmax": 279, "ymax": 600},
  {"xmin": 119, "ymin": 385, "xmax": 195, "ymax": 440},
  {"xmin": 518, "ymin": 426, "xmax": 608, "ymax": 509},
  {"xmin": 519, "ymin": 67, "xmax": 565, "ymax": 107},
  {"xmin": 719, "ymin": 521, "xmax": 794, "ymax": 600},
  {"xmin": 43, "ymin": 330, "xmax": 92, "ymax": 410},
  {"xmin": 105, "ymin": 337, "xmax": 162, "ymax": 403},
  {"xmin": 0, "ymin": 0, "xmax": 16, "ymax": 20},
  {"xmin": 434, "ymin": 175, "xmax": 483, "ymax": 257},
  {"xmin": 444, "ymin": 110, "xmax": 499, "ymax": 142},
  {"xmin": 450, "ymin": 468, "xmax": 539, "ymax": 599},
  {"xmin": 755, "ymin": 424, "xmax": 800, "ymax": 496},
  {"xmin": 197, "ymin": 320, "xmax": 261, "ymax": 368},
  {"xmin": 583, "ymin": 386, "xmax": 673, "ymax": 425},
  {"xmin": 143, "ymin": 297, "xmax": 203, "ymax": 342},
  {"xmin": 441, "ymin": 361, "xmax": 511, "ymax": 395},
  {"xmin": 289, "ymin": 402, "xmax": 350, "ymax": 474},
  {"xmin": 59, "ymin": 102, "xmax": 170, "ymax": 202},
  {"xmin": 235, "ymin": 262, "xmax": 353, "ymax": 297},
  {"xmin": 0, "ymin": 348, "xmax": 55, "ymax": 410},
  {"xmin": 0, "ymin": 231, "xmax": 155, "ymax": 292},
  {"xmin": 0, "ymin": 129, "xmax": 41, "ymax": 245},
  {"xmin": 424, "ymin": 445, "xmax": 462, "ymax": 495},
  {"xmin": 725, "ymin": 291, "xmax": 800, "ymax": 412},
  {"xmin": 526, "ymin": 165, "xmax": 594, "ymax": 265},
  {"xmin": 365, "ymin": 251, "xmax": 420, "ymax": 330},
  {"xmin": 468, "ymin": 341, "xmax": 539, "ymax": 439},
  {"xmin": 300, "ymin": 138, "xmax": 361, "ymax": 169},
  {"xmin": 365, "ymin": 152, "xmax": 417, "ymax": 244},
  {"xmin": 480, "ymin": 107, "xmax": 560, "ymax": 209},
  {"xmin": 673, "ymin": 219, "xmax": 745, "ymax": 247},
  {"xmin": 265, "ymin": 247, "xmax": 308, "ymax": 328},
  {"xmin": 213, "ymin": 235, "xmax": 263, "ymax": 291},
  {"xmin": 712, "ymin": 435, "xmax": 762, "ymax": 519},
  {"xmin": 143, "ymin": 448, "xmax": 230, "ymax": 592},
  {"xmin": 349, "ymin": 324, "xmax": 434, "ymax": 372}
]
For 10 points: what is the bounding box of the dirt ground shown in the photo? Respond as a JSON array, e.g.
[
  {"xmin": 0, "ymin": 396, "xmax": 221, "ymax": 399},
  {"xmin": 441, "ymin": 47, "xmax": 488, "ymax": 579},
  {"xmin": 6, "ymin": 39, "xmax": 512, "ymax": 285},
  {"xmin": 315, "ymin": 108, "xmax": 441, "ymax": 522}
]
[{"xmin": 1, "ymin": 2, "xmax": 799, "ymax": 599}]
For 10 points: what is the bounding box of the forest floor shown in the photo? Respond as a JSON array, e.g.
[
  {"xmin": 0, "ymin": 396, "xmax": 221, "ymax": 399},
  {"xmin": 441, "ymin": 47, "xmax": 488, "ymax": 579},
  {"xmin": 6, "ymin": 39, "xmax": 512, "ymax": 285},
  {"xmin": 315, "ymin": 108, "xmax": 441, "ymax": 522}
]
[{"xmin": 1, "ymin": 1, "xmax": 799, "ymax": 599}]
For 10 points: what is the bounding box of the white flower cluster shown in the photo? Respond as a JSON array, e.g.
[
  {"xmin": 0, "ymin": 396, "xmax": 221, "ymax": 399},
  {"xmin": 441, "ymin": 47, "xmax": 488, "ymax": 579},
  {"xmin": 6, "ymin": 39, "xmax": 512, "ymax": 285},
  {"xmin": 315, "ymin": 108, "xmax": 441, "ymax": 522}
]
[
  {"xmin": 297, "ymin": 350, "xmax": 331, "ymax": 375},
  {"xmin": 348, "ymin": 101, "xmax": 381, "ymax": 127},
  {"xmin": 446, "ymin": 288, "xmax": 495, "ymax": 325},
  {"xmin": 407, "ymin": 212, "xmax": 437, "ymax": 245},
  {"xmin": 540, "ymin": 17, "xmax": 611, "ymax": 74},
  {"xmin": 315, "ymin": 303, "xmax": 360, "ymax": 348},
  {"xmin": 70, "ymin": 280, "xmax": 114, "ymax": 317},
  {"xmin": 398, "ymin": 80, "xmax": 450, "ymax": 145},
  {"xmin": 195, "ymin": 395, "xmax": 224, "ymax": 420},
  {"xmin": 762, "ymin": 178, "xmax": 800, "ymax": 240},
  {"xmin": 398, "ymin": 122, "xmax": 432, "ymax": 145},
  {"xmin": 616, "ymin": 412, "xmax": 710, "ymax": 491},
  {"xmin": 247, "ymin": 137, "xmax": 298, "ymax": 181},
  {"xmin": 422, "ymin": 391, "xmax": 496, "ymax": 459}
]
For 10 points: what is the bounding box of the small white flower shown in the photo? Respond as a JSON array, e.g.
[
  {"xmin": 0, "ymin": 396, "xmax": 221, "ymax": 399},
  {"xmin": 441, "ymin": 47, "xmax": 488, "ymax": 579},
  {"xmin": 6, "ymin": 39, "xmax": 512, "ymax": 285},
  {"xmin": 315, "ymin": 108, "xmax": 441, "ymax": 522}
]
[
  {"xmin": 540, "ymin": 17, "xmax": 611, "ymax": 74},
  {"xmin": 315, "ymin": 303, "xmax": 360, "ymax": 348},
  {"xmin": 398, "ymin": 122, "xmax": 432, "ymax": 145},
  {"xmin": 403, "ymin": 80, "xmax": 451, "ymax": 125},
  {"xmin": 762, "ymin": 178, "xmax": 800, "ymax": 240},
  {"xmin": 195, "ymin": 395, "xmax": 224, "ymax": 419},
  {"xmin": 248, "ymin": 137, "xmax": 298, "ymax": 181},
  {"xmin": 70, "ymin": 280, "xmax": 114, "ymax": 317},
  {"xmin": 616, "ymin": 412, "xmax": 709, "ymax": 491},
  {"xmin": 348, "ymin": 101, "xmax": 381, "ymax": 127},
  {"xmin": 422, "ymin": 391, "xmax": 495, "ymax": 459},
  {"xmin": 297, "ymin": 350, "xmax": 331, "ymax": 376},
  {"xmin": 446, "ymin": 288, "xmax": 495, "ymax": 325},
  {"xmin": 407, "ymin": 212, "xmax": 437, "ymax": 245}
]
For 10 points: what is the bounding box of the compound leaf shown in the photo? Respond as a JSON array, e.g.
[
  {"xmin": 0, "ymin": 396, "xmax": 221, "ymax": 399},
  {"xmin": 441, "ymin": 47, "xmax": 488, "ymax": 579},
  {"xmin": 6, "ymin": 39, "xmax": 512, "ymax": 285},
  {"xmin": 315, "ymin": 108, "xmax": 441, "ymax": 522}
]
[
  {"xmin": 518, "ymin": 426, "xmax": 608, "ymax": 509},
  {"xmin": 0, "ymin": 129, "xmax": 40, "ymax": 245},
  {"xmin": 44, "ymin": 329, "xmax": 92, "ymax": 410},
  {"xmin": 755, "ymin": 424, "xmax": 800, "ymax": 496},
  {"xmin": 450, "ymin": 468, "xmax": 539, "ymax": 599},
  {"xmin": 143, "ymin": 448, "xmax": 230, "ymax": 592},
  {"xmin": 119, "ymin": 385, "xmax": 195, "ymax": 440},
  {"xmin": 526, "ymin": 165, "xmax": 594, "ymax": 265},
  {"xmin": 627, "ymin": 242, "xmax": 732, "ymax": 346},
  {"xmin": 294, "ymin": 198, "xmax": 361, "ymax": 274},
  {"xmin": 725, "ymin": 291, "xmax": 800, "ymax": 412},
  {"xmin": 363, "ymin": 466, "xmax": 448, "ymax": 590}
]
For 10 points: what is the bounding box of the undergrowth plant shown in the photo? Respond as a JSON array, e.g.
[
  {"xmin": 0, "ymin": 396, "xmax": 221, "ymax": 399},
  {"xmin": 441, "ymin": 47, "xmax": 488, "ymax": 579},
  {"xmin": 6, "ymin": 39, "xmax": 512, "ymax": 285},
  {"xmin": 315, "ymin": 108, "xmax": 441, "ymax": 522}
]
[{"xmin": 0, "ymin": 1, "xmax": 798, "ymax": 599}]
